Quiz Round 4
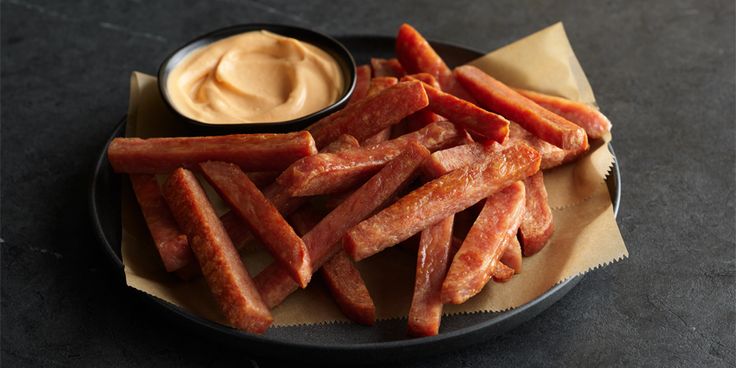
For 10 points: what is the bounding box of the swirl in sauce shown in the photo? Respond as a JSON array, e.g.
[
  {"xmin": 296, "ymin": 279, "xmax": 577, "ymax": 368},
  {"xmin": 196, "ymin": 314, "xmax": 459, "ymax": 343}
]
[{"xmin": 167, "ymin": 30, "xmax": 345, "ymax": 124}]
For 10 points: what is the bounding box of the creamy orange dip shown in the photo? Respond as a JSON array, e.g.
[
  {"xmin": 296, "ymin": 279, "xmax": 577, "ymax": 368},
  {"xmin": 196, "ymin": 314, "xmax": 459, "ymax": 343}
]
[{"xmin": 167, "ymin": 30, "xmax": 345, "ymax": 124}]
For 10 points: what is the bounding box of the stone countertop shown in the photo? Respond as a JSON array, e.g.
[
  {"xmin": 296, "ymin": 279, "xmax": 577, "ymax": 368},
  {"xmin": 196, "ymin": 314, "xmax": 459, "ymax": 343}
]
[{"xmin": 2, "ymin": 1, "xmax": 734, "ymax": 367}]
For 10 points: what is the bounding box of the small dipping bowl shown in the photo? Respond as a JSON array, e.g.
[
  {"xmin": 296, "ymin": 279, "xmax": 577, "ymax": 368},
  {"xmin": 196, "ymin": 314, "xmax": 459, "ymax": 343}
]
[{"xmin": 158, "ymin": 24, "xmax": 356, "ymax": 134}]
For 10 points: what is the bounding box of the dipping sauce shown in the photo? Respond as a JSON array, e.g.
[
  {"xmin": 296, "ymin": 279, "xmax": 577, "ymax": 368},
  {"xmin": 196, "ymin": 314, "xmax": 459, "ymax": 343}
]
[{"xmin": 167, "ymin": 30, "xmax": 345, "ymax": 124}]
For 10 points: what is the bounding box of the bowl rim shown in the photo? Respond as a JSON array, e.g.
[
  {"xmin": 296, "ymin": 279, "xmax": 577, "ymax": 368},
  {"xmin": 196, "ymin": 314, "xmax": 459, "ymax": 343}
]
[{"xmin": 157, "ymin": 23, "xmax": 357, "ymax": 130}]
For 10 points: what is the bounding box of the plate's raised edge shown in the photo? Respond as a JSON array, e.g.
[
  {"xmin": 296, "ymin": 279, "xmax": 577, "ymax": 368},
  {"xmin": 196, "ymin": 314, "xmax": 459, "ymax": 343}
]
[
  {"xmin": 89, "ymin": 118, "xmax": 126, "ymax": 272},
  {"xmin": 333, "ymin": 34, "xmax": 482, "ymax": 58}
]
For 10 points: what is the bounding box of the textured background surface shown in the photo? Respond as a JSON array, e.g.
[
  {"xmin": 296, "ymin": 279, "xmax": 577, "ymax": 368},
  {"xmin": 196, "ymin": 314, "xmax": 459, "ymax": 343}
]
[{"xmin": 2, "ymin": 0, "xmax": 734, "ymax": 367}]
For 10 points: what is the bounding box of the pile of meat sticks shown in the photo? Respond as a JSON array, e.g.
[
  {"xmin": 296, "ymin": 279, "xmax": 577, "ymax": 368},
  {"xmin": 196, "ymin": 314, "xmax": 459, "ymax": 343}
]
[{"xmin": 108, "ymin": 24, "xmax": 611, "ymax": 336}]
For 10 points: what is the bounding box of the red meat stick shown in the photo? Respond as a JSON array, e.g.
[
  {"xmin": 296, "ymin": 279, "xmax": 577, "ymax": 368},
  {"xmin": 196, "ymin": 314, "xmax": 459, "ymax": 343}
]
[
  {"xmin": 278, "ymin": 120, "xmax": 461, "ymax": 196},
  {"xmin": 371, "ymin": 58, "xmax": 406, "ymax": 78},
  {"xmin": 404, "ymin": 73, "xmax": 440, "ymax": 89},
  {"xmin": 519, "ymin": 171, "xmax": 554, "ymax": 256},
  {"xmin": 199, "ymin": 161, "xmax": 312, "ymax": 288},
  {"xmin": 449, "ymin": 236, "xmax": 518, "ymax": 283},
  {"xmin": 220, "ymin": 134, "xmax": 361, "ymax": 252},
  {"xmin": 424, "ymin": 121, "xmax": 582, "ymax": 175},
  {"xmin": 344, "ymin": 144, "xmax": 540, "ymax": 261},
  {"xmin": 508, "ymin": 122, "xmax": 568, "ymax": 170},
  {"xmin": 246, "ymin": 171, "xmax": 280, "ymax": 189},
  {"xmin": 401, "ymin": 74, "xmax": 445, "ymax": 132},
  {"xmin": 366, "ymin": 77, "xmax": 399, "ymax": 97},
  {"xmin": 162, "ymin": 168, "xmax": 272, "ymax": 333},
  {"xmin": 362, "ymin": 77, "xmax": 399, "ymax": 146},
  {"xmin": 307, "ymin": 80, "xmax": 428, "ymax": 149},
  {"xmin": 348, "ymin": 65, "xmax": 372, "ymax": 105},
  {"xmin": 395, "ymin": 23, "xmax": 475, "ymax": 100},
  {"xmin": 425, "ymin": 143, "xmax": 524, "ymax": 281},
  {"xmin": 426, "ymin": 138, "xmax": 557, "ymax": 269},
  {"xmin": 289, "ymin": 207, "xmax": 376, "ymax": 325},
  {"xmin": 423, "ymin": 142, "xmax": 496, "ymax": 179},
  {"xmin": 255, "ymin": 142, "xmax": 431, "ymax": 308},
  {"xmin": 515, "ymin": 88, "xmax": 612, "ymax": 140},
  {"xmin": 108, "ymin": 131, "xmax": 317, "ymax": 174},
  {"xmin": 418, "ymin": 80, "xmax": 510, "ymax": 143},
  {"xmin": 441, "ymin": 181, "xmax": 526, "ymax": 304},
  {"xmin": 260, "ymin": 133, "xmax": 364, "ymax": 218},
  {"xmin": 321, "ymin": 251, "xmax": 376, "ymax": 325},
  {"xmin": 454, "ymin": 65, "xmax": 589, "ymax": 152},
  {"xmin": 407, "ymin": 131, "xmax": 465, "ymax": 337},
  {"xmin": 129, "ymin": 174, "xmax": 192, "ymax": 272},
  {"xmin": 220, "ymin": 210, "xmax": 255, "ymax": 251},
  {"xmin": 498, "ymin": 236, "xmax": 523, "ymax": 277},
  {"xmin": 407, "ymin": 216, "xmax": 454, "ymax": 337},
  {"xmin": 323, "ymin": 134, "xmax": 361, "ymax": 152},
  {"xmin": 492, "ymin": 261, "xmax": 516, "ymax": 283}
]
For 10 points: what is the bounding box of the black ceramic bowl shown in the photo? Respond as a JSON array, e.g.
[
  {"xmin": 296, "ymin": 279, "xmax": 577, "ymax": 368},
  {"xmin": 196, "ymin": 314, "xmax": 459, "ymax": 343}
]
[{"xmin": 158, "ymin": 24, "xmax": 356, "ymax": 134}]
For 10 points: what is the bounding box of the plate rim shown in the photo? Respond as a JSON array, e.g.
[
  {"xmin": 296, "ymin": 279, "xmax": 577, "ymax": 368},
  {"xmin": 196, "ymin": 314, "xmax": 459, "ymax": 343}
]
[{"xmin": 88, "ymin": 34, "xmax": 622, "ymax": 358}]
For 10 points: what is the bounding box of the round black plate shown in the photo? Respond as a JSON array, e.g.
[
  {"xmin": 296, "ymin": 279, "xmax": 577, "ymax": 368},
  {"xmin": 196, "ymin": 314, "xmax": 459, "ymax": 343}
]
[{"xmin": 89, "ymin": 35, "xmax": 621, "ymax": 365}]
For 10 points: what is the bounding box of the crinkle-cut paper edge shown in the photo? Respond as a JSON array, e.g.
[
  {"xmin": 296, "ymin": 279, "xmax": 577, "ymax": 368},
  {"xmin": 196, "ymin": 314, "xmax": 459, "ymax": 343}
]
[
  {"xmin": 125, "ymin": 148, "xmax": 621, "ymax": 329},
  {"xmin": 272, "ymin": 252, "xmax": 630, "ymax": 327},
  {"xmin": 439, "ymin": 253, "xmax": 629, "ymax": 316},
  {"xmin": 547, "ymin": 147, "xmax": 617, "ymax": 211},
  {"xmin": 272, "ymin": 318, "xmax": 354, "ymax": 328}
]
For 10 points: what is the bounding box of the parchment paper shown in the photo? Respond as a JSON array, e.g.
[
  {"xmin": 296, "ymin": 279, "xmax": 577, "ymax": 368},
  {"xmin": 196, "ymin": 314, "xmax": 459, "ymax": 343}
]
[{"xmin": 120, "ymin": 22, "xmax": 628, "ymax": 327}]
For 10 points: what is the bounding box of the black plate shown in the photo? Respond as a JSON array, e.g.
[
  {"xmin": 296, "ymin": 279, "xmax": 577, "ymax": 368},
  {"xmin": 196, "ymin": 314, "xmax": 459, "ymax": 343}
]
[{"xmin": 89, "ymin": 35, "xmax": 621, "ymax": 365}]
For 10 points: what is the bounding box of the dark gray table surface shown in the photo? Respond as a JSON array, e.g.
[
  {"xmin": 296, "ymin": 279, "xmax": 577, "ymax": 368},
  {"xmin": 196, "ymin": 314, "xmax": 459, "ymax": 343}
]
[{"xmin": 2, "ymin": 0, "xmax": 734, "ymax": 367}]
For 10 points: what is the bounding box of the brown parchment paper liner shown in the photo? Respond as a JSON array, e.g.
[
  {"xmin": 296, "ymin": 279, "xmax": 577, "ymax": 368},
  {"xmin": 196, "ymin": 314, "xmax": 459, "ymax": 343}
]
[{"xmin": 121, "ymin": 22, "xmax": 628, "ymax": 327}]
